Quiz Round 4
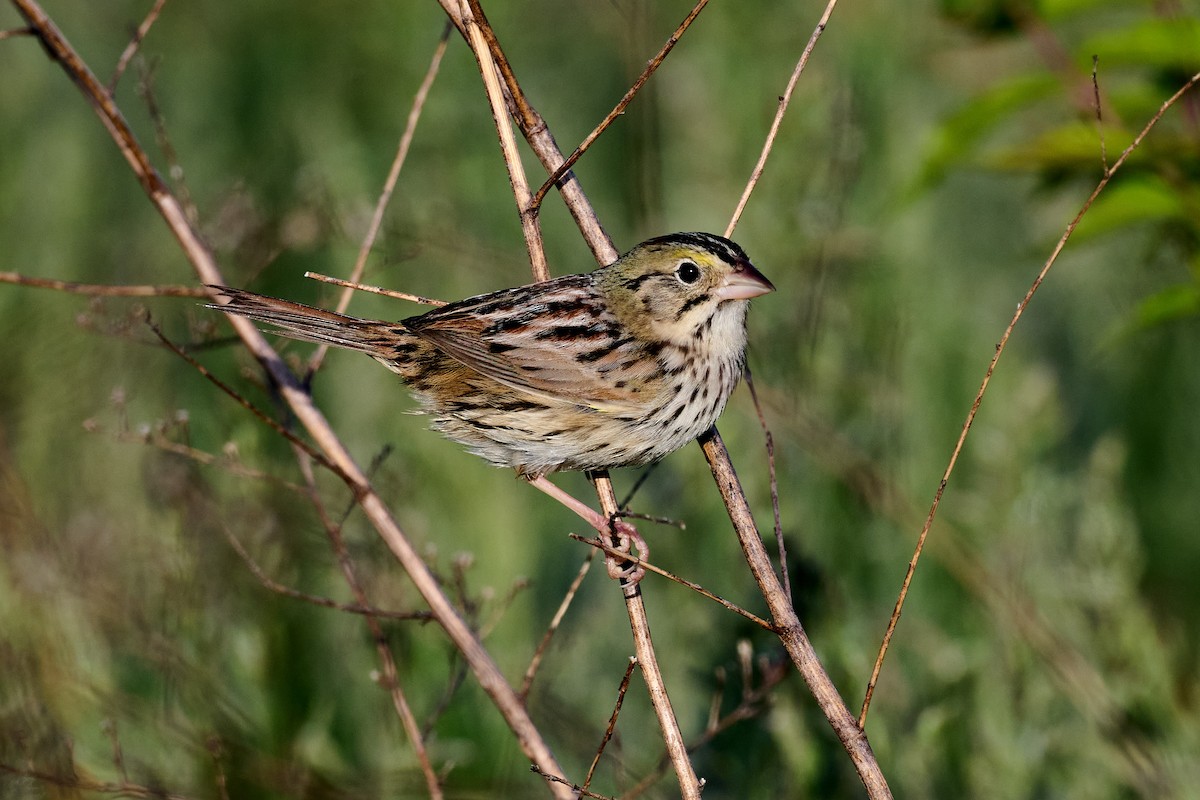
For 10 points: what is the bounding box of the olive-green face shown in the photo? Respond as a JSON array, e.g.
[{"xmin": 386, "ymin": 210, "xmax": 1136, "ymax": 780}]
[{"xmin": 596, "ymin": 233, "xmax": 773, "ymax": 344}]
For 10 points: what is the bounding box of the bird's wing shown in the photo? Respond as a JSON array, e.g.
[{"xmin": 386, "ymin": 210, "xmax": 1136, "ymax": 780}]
[{"xmin": 404, "ymin": 278, "xmax": 660, "ymax": 412}]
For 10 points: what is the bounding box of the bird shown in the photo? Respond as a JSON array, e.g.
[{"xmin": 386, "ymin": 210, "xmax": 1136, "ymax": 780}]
[{"xmin": 210, "ymin": 232, "xmax": 773, "ymax": 480}]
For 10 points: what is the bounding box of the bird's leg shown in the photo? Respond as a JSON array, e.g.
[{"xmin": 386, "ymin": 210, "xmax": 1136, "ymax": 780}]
[{"xmin": 528, "ymin": 475, "xmax": 647, "ymax": 583}]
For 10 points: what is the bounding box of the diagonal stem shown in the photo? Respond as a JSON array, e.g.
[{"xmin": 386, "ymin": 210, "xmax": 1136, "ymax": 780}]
[
  {"xmin": 530, "ymin": 0, "xmax": 712, "ymax": 210},
  {"xmin": 8, "ymin": 2, "xmax": 574, "ymax": 794},
  {"xmin": 700, "ymin": 428, "xmax": 892, "ymax": 799},
  {"xmin": 726, "ymin": 0, "xmax": 839, "ymax": 237},
  {"xmin": 460, "ymin": 0, "xmax": 548, "ymax": 281},
  {"xmin": 307, "ymin": 23, "xmax": 451, "ymax": 375},
  {"xmin": 858, "ymin": 68, "xmax": 1200, "ymax": 727}
]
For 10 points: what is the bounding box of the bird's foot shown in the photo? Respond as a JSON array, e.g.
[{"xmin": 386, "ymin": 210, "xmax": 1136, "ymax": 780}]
[
  {"xmin": 604, "ymin": 515, "xmax": 647, "ymax": 586},
  {"xmin": 527, "ymin": 475, "xmax": 647, "ymax": 587}
]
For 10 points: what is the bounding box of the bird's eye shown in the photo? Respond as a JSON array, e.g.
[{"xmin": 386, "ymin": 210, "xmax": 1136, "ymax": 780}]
[{"xmin": 675, "ymin": 261, "xmax": 701, "ymax": 285}]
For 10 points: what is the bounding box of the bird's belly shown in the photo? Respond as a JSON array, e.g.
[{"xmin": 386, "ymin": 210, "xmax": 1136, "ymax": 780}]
[{"xmin": 424, "ymin": 354, "xmax": 738, "ymax": 478}]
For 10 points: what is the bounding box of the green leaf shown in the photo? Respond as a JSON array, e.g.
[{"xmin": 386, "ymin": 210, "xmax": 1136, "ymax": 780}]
[
  {"xmin": 1072, "ymin": 175, "xmax": 1188, "ymax": 241},
  {"xmin": 1084, "ymin": 18, "xmax": 1200, "ymax": 70},
  {"xmin": 987, "ymin": 121, "xmax": 1134, "ymax": 172},
  {"xmin": 922, "ymin": 73, "xmax": 1061, "ymax": 182},
  {"xmin": 1041, "ymin": 0, "xmax": 1154, "ymax": 23},
  {"xmin": 1130, "ymin": 282, "xmax": 1200, "ymax": 328}
]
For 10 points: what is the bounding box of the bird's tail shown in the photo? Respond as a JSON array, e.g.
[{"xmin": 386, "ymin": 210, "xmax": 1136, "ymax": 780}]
[{"xmin": 208, "ymin": 286, "xmax": 410, "ymax": 357}]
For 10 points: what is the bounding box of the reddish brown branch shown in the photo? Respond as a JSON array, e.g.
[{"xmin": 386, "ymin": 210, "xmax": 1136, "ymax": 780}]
[
  {"xmin": 219, "ymin": 521, "xmax": 432, "ymax": 621},
  {"xmin": 520, "ymin": 550, "xmax": 596, "ymax": 698}
]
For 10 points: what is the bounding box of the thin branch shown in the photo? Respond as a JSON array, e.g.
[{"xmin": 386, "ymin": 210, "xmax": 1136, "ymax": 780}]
[
  {"xmin": 618, "ymin": 464, "xmax": 658, "ymax": 509},
  {"xmin": 591, "ymin": 471, "xmax": 702, "ymax": 799},
  {"xmin": 307, "ymin": 23, "xmax": 451, "ymax": 373},
  {"xmin": 858, "ymin": 69, "xmax": 1200, "ymax": 727},
  {"xmin": 136, "ymin": 56, "xmax": 199, "ymax": 224},
  {"xmin": 530, "ymin": 766, "xmax": 615, "ymax": 800},
  {"xmin": 435, "ymin": 0, "xmax": 617, "ymax": 263},
  {"xmin": 0, "ymin": 271, "xmax": 208, "ymax": 296},
  {"xmin": 109, "ymin": 0, "xmax": 168, "ymax": 92},
  {"xmin": 1091, "ymin": 55, "xmax": 1108, "ymax": 174},
  {"xmin": 582, "ymin": 658, "xmax": 639, "ymax": 793},
  {"xmin": 220, "ymin": 521, "xmax": 432, "ymax": 621},
  {"xmin": 570, "ymin": 534, "xmax": 774, "ymax": 631},
  {"xmin": 90, "ymin": 418, "xmax": 309, "ymax": 494},
  {"xmin": 459, "ymin": 0, "xmax": 547, "ymax": 281},
  {"xmin": 304, "ymin": 271, "xmax": 447, "ymax": 306},
  {"xmin": 726, "ymin": 0, "xmax": 839, "ymax": 237},
  {"xmin": 699, "ymin": 428, "xmax": 891, "ymax": 798},
  {"xmin": 745, "ymin": 364, "xmax": 788, "ymax": 600},
  {"xmin": 478, "ymin": 575, "xmax": 532, "ymax": 640},
  {"xmin": 531, "ymin": 0, "xmax": 711, "ymax": 210},
  {"xmin": 520, "ymin": 549, "xmax": 596, "ymax": 698},
  {"xmin": 422, "ymin": 652, "xmax": 471, "ymax": 741},
  {"xmin": 296, "ymin": 456, "xmax": 444, "ymax": 800}
]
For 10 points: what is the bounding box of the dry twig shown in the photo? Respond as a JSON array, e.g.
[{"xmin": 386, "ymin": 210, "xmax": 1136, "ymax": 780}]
[
  {"xmin": 726, "ymin": 0, "xmax": 840, "ymax": 237},
  {"xmin": 745, "ymin": 365, "xmax": 789, "ymax": 599},
  {"xmin": 8, "ymin": 3, "xmax": 575, "ymax": 793},
  {"xmin": 108, "ymin": 0, "xmax": 168, "ymax": 92},
  {"xmin": 459, "ymin": 0, "xmax": 547, "ymax": 280},
  {"xmin": 219, "ymin": 521, "xmax": 432, "ymax": 621},
  {"xmin": 858, "ymin": 69, "xmax": 1200, "ymax": 727},
  {"xmin": 531, "ymin": 0, "xmax": 712, "ymax": 209},
  {"xmin": 582, "ymin": 658, "xmax": 639, "ymax": 794},
  {"xmin": 520, "ymin": 550, "xmax": 596, "ymax": 698},
  {"xmin": 0, "ymin": 272, "xmax": 208, "ymax": 296},
  {"xmin": 304, "ymin": 271, "xmax": 448, "ymax": 306},
  {"xmin": 297, "ymin": 456, "xmax": 444, "ymax": 799},
  {"xmin": 570, "ymin": 533, "xmax": 774, "ymax": 631},
  {"xmin": 307, "ymin": 23, "xmax": 452, "ymax": 373}
]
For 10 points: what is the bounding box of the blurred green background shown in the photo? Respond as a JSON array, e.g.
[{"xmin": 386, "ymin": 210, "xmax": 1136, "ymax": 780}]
[{"xmin": 2, "ymin": 0, "xmax": 1199, "ymax": 797}]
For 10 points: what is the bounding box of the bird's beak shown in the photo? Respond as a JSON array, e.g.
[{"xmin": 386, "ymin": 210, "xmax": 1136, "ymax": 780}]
[{"xmin": 714, "ymin": 261, "xmax": 775, "ymax": 301}]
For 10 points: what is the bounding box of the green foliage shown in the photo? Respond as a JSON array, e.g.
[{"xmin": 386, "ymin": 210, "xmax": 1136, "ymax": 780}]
[{"xmin": 1, "ymin": 1, "xmax": 1199, "ymax": 798}]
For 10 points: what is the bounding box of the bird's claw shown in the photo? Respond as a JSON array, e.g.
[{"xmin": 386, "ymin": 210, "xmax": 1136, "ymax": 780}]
[{"xmin": 605, "ymin": 516, "xmax": 647, "ymax": 586}]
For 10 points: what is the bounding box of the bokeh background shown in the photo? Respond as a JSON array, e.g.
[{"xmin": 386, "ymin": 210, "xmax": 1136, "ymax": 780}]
[{"xmin": 2, "ymin": 1, "xmax": 1199, "ymax": 797}]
